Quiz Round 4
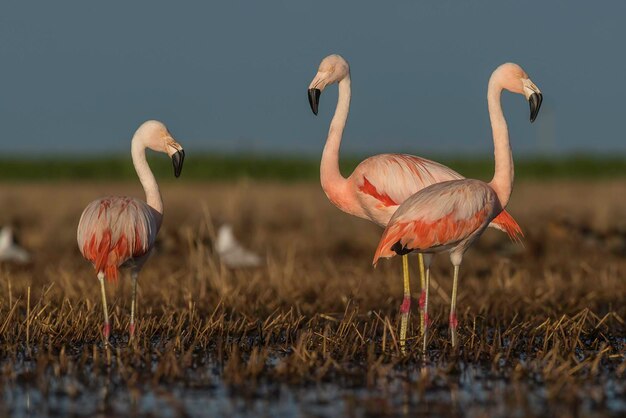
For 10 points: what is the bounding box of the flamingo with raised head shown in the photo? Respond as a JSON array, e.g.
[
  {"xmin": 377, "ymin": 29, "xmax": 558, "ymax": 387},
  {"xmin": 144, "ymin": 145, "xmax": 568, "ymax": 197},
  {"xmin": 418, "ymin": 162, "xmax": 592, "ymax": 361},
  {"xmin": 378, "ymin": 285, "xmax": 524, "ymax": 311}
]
[
  {"xmin": 307, "ymin": 54, "xmax": 523, "ymax": 350},
  {"xmin": 77, "ymin": 120, "xmax": 185, "ymax": 341},
  {"xmin": 373, "ymin": 63, "xmax": 542, "ymax": 350}
]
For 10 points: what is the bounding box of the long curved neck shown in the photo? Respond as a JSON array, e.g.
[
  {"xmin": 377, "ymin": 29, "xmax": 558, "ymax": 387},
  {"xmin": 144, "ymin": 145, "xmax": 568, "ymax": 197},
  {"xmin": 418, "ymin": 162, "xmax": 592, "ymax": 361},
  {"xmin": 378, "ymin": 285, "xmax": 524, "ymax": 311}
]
[
  {"xmin": 320, "ymin": 75, "xmax": 351, "ymax": 197},
  {"xmin": 487, "ymin": 76, "xmax": 513, "ymax": 208},
  {"xmin": 131, "ymin": 137, "xmax": 163, "ymax": 215}
]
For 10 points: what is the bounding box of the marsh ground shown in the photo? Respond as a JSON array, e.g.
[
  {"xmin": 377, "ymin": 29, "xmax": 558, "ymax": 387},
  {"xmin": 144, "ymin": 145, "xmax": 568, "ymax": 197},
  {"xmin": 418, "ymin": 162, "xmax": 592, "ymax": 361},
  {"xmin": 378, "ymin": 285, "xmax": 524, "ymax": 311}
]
[{"xmin": 0, "ymin": 180, "xmax": 625, "ymax": 417}]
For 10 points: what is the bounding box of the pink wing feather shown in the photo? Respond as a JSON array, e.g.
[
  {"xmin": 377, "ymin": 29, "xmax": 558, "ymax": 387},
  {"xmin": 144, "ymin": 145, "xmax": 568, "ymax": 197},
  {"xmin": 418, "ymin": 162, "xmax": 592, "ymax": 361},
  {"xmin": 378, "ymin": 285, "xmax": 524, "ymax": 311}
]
[
  {"xmin": 352, "ymin": 154, "xmax": 522, "ymax": 238},
  {"xmin": 77, "ymin": 197, "xmax": 158, "ymax": 281},
  {"xmin": 373, "ymin": 180, "xmax": 498, "ymax": 264},
  {"xmin": 355, "ymin": 154, "xmax": 463, "ymax": 206}
]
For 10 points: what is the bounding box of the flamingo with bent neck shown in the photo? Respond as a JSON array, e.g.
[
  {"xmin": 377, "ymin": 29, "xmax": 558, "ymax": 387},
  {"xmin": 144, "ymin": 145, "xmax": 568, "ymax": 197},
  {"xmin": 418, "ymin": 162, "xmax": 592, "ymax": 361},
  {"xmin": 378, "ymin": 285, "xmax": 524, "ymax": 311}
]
[
  {"xmin": 373, "ymin": 63, "xmax": 543, "ymax": 350},
  {"xmin": 307, "ymin": 54, "xmax": 524, "ymax": 352},
  {"xmin": 77, "ymin": 120, "xmax": 185, "ymax": 342}
]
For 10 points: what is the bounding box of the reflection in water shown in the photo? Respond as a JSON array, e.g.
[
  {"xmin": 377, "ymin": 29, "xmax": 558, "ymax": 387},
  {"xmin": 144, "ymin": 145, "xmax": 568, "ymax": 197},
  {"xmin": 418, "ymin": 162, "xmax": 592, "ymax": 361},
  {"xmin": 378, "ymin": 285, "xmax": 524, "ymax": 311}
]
[{"xmin": 2, "ymin": 356, "xmax": 624, "ymax": 418}]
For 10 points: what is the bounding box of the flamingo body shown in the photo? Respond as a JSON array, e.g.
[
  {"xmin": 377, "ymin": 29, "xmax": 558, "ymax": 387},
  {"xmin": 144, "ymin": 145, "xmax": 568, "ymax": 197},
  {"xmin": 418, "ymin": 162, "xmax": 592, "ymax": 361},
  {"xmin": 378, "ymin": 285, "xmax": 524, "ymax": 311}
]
[
  {"xmin": 373, "ymin": 179, "xmax": 500, "ymax": 264},
  {"xmin": 77, "ymin": 196, "xmax": 159, "ymax": 281},
  {"xmin": 332, "ymin": 153, "xmax": 522, "ymax": 240}
]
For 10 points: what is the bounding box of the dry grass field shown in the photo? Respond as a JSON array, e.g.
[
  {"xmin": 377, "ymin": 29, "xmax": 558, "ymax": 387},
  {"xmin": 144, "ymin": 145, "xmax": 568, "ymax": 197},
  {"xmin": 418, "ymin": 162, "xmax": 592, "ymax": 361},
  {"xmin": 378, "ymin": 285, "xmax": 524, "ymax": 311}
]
[{"xmin": 1, "ymin": 180, "xmax": 625, "ymax": 417}]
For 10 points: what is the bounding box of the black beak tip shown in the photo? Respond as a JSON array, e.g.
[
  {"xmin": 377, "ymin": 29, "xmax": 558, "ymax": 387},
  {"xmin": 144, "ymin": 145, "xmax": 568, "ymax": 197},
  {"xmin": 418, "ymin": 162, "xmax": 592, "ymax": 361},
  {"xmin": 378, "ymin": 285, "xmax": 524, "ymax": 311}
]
[
  {"xmin": 308, "ymin": 88, "xmax": 321, "ymax": 115},
  {"xmin": 172, "ymin": 149, "xmax": 185, "ymax": 178},
  {"xmin": 529, "ymin": 92, "xmax": 543, "ymax": 123}
]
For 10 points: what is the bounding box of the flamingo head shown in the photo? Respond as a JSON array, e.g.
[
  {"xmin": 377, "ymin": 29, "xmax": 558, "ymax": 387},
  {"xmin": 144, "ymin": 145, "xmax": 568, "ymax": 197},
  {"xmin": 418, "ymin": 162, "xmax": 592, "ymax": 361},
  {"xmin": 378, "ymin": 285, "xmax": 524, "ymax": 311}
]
[
  {"xmin": 135, "ymin": 120, "xmax": 186, "ymax": 177},
  {"xmin": 307, "ymin": 54, "xmax": 350, "ymax": 115},
  {"xmin": 494, "ymin": 63, "xmax": 543, "ymax": 123}
]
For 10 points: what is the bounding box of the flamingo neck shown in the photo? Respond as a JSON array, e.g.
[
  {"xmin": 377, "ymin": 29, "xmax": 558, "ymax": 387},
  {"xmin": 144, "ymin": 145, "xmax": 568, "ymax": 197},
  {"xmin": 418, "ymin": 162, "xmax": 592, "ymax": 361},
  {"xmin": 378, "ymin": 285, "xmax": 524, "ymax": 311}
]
[
  {"xmin": 131, "ymin": 137, "xmax": 163, "ymax": 215},
  {"xmin": 320, "ymin": 75, "xmax": 351, "ymax": 200},
  {"xmin": 487, "ymin": 77, "xmax": 513, "ymax": 208}
]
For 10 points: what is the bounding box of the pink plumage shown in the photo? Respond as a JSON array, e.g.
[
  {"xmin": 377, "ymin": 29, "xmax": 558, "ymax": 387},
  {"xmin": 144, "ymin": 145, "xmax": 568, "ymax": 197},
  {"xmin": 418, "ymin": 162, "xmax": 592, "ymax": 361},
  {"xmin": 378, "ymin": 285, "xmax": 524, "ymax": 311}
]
[
  {"xmin": 346, "ymin": 153, "xmax": 523, "ymax": 240},
  {"xmin": 308, "ymin": 55, "xmax": 523, "ymax": 241},
  {"xmin": 77, "ymin": 197, "xmax": 159, "ymax": 282},
  {"xmin": 373, "ymin": 180, "xmax": 498, "ymax": 264},
  {"xmin": 77, "ymin": 120, "xmax": 185, "ymax": 341},
  {"xmin": 368, "ymin": 62, "xmax": 543, "ymax": 349},
  {"xmin": 309, "ymin": 56, "xmax": 541, "ymax": 350}
]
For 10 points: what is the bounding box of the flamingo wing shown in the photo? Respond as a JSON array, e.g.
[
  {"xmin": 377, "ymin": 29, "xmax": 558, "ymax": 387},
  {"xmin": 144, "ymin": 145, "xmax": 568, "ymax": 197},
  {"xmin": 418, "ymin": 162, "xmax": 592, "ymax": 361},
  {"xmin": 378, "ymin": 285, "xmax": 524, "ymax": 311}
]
[
  {"xmin": 373, "ymin": 180, "xmax": 498, "ymax": 264},
  {"xmin": 353, "ymin": 154, "xmax": 523, "ymax": 239},
  {"xmin": 354, "ymin": 154, "xmax": 463, "ymax": 207},
  {"xmin": 77, "ymin": 197, "xmax": 158, "ymax": 281}
]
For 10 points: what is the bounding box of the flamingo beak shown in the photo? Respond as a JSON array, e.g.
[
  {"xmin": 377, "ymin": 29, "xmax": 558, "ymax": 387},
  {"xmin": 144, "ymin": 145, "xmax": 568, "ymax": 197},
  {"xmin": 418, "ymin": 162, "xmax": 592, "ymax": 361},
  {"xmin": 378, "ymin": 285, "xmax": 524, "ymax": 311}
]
[
  {"xmin": 308, "ymin": 88, "xmax": 321, "ymax": 115},
  {"xmin": 172, "ymin": 149, "xmax": 185, "ymax": 178},
  {"xmin": 529, "ymin": 92, "xmax": 543, "ymax": 123}
]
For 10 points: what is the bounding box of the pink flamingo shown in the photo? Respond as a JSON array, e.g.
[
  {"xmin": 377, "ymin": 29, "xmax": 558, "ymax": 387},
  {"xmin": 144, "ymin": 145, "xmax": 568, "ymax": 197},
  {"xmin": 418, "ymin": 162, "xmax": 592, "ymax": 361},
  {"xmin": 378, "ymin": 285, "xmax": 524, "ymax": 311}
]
[
  {"xmin": 373, "ymin": 63, "xmax": 542, "ymax": 350},
  {"xmin": 307, "ymin": 54, "xmax": 523, "ymax": 350},
  {"xmin": 77, "ymin": 120, "xmax": 185, "ymax": 341}
]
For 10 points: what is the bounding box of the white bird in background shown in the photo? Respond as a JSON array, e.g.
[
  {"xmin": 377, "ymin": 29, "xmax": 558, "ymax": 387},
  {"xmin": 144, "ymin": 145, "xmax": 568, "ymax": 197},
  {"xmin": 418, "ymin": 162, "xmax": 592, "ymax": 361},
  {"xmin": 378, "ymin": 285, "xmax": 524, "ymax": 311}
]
[
  {"xmin": 215, "ymin": 224, "xmax": 262, "ymax": 268},
  {"xmin": 0, "ymin": 226, "xmax": 31, "ymax": 264}
]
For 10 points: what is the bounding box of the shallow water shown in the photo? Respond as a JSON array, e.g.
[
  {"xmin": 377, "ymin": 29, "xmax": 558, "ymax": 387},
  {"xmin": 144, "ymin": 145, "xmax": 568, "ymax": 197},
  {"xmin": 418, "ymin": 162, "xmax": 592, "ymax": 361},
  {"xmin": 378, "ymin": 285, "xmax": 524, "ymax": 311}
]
[{"xmin": 3, "ymin": 354, "xmax": 624, "ymax": 418}]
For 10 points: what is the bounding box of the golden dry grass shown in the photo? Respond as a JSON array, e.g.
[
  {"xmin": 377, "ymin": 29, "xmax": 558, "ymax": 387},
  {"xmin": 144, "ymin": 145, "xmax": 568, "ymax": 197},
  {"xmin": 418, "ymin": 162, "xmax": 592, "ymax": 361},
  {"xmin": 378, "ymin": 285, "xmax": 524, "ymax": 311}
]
[{"xmin": 0, "ymin": 180, "xmax": 625, "ymax": 417}]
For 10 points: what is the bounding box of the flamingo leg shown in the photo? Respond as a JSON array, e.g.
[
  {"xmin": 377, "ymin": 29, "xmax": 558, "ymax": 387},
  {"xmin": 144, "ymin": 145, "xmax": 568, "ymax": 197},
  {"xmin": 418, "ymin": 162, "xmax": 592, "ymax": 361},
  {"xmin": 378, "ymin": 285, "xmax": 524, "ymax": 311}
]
[
  {"xmin": 399, "ymin": 254, "xmax": 411, "ymax": 354},
  {"xmin": 98, "ymin": 272, "xmax": 110, "ymax": 342},
  {"xmin": 418, "ymin": 253, "xmax": 426, "ymax": 337},
  {"xmin": 449, "ymin": 265, "xmax": 460, "ymax": 348},
  {"xmin": 129, "ymin": 271, "xmax": 138, "ymax": 339},
  {"xmin": 422, "ymin": 266, "xmax": 430, "ymax": 354}
]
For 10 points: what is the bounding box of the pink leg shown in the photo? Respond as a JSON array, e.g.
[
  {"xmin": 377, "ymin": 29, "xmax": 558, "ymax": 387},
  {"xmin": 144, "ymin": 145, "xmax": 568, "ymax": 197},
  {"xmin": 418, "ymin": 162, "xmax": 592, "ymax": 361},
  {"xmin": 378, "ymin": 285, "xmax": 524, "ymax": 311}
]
[
  {"xmin": 418, "ymin": 254, "xmax": 426, "ymax": 336},
  {"xmin": 422, "ymin": 268, "xmax": 431, "ymax": 353},
  {"xmin": 103, "ymin": 323, "xmax": 111, "ymax": 339},
  {"xmin": 399, "ymin": 255, "xmax": 411, "ymax": 353},
  {"xmin": 400, "ymin": 295, "xmax": 411, "ymax": 314},
  {"xmin": 449, "ymin": 265, "xmax": 460, "ymax": 348},
  {"xmin": 420, "ymin": 280, "xmax": 430, "ymax": 331},
  {"xmin": 418, "ymin": 289, "xmax": 427, "ymax": 340},
  {"xmin": 98, "ymin": 272, "xmax": 110, "ymax": 344},
  {"xmin": 449, "ymin": 313, "xmax": 458, "ymax": 329},
  {"xmin": 129, "ymin": 271, "xmax": 138, "ymax": 340},
  {"xmin": 418, "ymin": 290, "xmax": 426, "ymax": 313}
]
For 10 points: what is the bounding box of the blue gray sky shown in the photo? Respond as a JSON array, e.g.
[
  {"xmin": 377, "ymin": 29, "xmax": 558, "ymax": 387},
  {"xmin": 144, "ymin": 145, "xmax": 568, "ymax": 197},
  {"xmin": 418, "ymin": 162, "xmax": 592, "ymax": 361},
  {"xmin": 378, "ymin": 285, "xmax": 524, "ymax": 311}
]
[{"xmin": 1, "ymin": 1, "xmax": 624, "ymax": 156}]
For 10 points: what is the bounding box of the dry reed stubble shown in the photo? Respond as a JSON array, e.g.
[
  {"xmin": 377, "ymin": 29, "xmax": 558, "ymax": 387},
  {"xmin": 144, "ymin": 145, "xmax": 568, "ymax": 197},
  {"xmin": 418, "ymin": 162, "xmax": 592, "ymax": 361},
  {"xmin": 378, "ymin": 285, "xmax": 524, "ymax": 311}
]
[{"xmin": 0, "ymin": 180, "xmax": 624, "ymax": 414}]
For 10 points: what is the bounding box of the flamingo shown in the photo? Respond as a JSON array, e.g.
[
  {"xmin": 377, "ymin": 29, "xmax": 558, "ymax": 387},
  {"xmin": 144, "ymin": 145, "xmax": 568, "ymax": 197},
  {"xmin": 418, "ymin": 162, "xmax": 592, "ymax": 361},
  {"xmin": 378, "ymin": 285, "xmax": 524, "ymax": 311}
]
[
  {"xmin": 373, "ymin": 63, "xmax": 543, "ymax": 350},
  {"xmin": 77, "ymin": 120, "xmax": 185, "ymax": 341},
  {"xmin": 307, "ymin": 54, "xmax": 523, "ymax": 350}
]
